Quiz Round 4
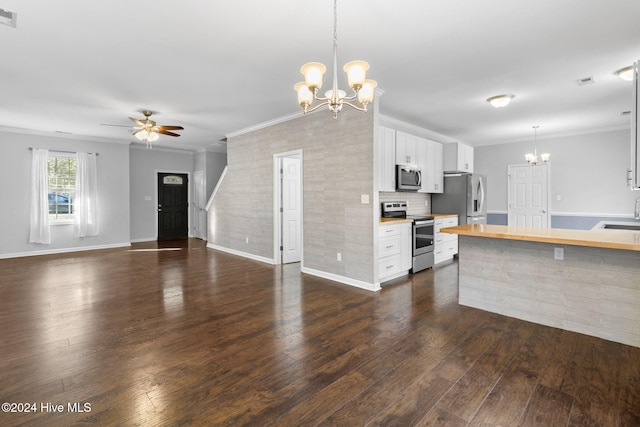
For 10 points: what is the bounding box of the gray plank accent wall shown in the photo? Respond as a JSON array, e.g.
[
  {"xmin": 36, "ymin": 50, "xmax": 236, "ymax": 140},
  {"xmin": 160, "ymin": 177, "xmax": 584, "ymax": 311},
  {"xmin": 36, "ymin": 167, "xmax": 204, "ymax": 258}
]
[
  {"xmin": 208, "ymin": 108, "xmax": 375, "ymax": 284},
  {"xmin": 458, "ymin": 235, "xmax": 640, "ymax": 347}
]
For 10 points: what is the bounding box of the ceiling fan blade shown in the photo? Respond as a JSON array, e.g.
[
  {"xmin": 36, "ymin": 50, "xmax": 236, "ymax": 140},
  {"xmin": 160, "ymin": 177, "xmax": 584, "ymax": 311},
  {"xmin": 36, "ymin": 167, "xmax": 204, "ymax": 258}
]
[
  {"xmin": 158, "ymin": 129, "xmax": 181, "ymax": 137},
  {"xmin": 157, "ymin": 125, "xmax": 184, "ymax": 131},
  {"xmin": 101, "ymin": 123, "xmax": 132, "ymax": 127},
  {"xmin": 129, "ymin": 117, "xmax": 145, "ymax": 127}
]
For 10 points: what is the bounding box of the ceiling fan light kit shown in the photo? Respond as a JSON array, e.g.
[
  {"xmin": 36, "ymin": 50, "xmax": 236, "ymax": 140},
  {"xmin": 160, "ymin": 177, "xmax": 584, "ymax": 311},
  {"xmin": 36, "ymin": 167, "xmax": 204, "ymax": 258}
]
[
  {"xmin": 294, "ymin": 0, "xmax": 377, "ymax": 119},
  {"xmin": 129, "ymin": 110, "xmax": 183, "ymax": 148}
]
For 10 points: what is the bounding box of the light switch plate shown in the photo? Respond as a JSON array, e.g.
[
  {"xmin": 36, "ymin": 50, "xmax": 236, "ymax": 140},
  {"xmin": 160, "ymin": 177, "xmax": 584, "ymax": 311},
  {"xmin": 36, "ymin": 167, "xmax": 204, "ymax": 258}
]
[{"xmin": 361, "ymin": 194, "xmax": 370, "ymax": 204}]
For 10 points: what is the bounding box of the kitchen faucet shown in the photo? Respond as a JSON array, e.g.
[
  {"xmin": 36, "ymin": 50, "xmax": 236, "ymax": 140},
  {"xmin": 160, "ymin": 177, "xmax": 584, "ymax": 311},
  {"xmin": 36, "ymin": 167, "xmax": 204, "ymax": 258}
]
[{"xmin": 636, "ymin": 198, "xmax": 640, "ymax": 220}]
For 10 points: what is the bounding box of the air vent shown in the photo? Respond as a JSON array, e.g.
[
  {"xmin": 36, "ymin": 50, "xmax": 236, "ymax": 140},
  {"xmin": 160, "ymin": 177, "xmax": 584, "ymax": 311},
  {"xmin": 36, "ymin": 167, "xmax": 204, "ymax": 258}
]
[
  {"xmin": 576, "ymin": 76, "xmax": 595, "ymax": 86},
  {"xmin": 0, "ymin": 8, "xmax": 17, "ymax": 28}
]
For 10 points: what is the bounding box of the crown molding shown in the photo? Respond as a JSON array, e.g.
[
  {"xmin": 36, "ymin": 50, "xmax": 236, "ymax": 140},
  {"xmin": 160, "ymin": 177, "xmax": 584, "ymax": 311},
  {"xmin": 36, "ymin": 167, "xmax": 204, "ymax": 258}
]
[
  {"xmin": 0, "ymin": 125, "xmax": 129, "ymax": 145},
  {"xmin": 378, "ymin": 115, "xmax": 459, "ymax": 144}
]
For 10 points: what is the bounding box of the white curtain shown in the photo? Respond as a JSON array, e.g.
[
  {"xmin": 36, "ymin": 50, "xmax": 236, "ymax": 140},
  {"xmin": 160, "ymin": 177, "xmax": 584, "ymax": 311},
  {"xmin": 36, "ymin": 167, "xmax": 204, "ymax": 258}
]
[
  {"xmin": 74, "ymin": 152, "xmax": 99, "ymax": 238},
  {"xmin": 29, "ymin": 148, "xmax": 51, "ymax": 244}
]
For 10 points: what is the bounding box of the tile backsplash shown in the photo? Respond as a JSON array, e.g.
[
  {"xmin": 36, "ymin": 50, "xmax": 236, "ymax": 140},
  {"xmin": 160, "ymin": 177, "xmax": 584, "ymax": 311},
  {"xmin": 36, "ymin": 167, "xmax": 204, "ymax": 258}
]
[{"xmin": 379, "ymin": 192, "xmax": 431, "ymax": 216}]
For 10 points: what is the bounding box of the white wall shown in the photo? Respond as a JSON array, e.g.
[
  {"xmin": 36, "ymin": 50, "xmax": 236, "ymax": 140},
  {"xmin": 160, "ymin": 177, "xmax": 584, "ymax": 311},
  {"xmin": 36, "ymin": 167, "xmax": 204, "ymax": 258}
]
[
  {"xmin": 129, "ymin": 146, "xmax": 194, "ymax": 241},
  {"xmin": 193, "ymin": 150, "xmax": 227, "ymax": 200},
  {"xmin": 0, "ymin": 130, "xmax": 130, "ymax": 257},
  {"xmin": 206, "ymin": 151, "xmax": 227, "ymax": 199},
  {"xmin": 475, "ymin": 129, "xmax": 639, "ymax": 226}
]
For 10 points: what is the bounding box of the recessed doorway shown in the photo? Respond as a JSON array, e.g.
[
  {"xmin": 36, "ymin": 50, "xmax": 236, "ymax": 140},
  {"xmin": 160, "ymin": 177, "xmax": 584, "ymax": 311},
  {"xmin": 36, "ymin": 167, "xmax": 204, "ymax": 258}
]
[
  {"xmin": 274, "ymin": 150, "xmax": 303, "ymax": 265},
  {"xmin": 157, "ymin": 172, "xmax": 189, "ymax": 240}
]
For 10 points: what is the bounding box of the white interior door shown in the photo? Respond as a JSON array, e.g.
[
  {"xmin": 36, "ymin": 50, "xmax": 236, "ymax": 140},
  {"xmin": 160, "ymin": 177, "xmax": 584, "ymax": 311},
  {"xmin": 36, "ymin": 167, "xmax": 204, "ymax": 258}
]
[
  {"xmin": 508, "ymin": 164, "xmax": 550, "ymax": 228},
  {"xmin": 194, "ymin": 170, "xmax": 206, "ymax": 240},
  {"xmin": 282, "ymin": 157, "xmax": 301, "ymax": 263}
]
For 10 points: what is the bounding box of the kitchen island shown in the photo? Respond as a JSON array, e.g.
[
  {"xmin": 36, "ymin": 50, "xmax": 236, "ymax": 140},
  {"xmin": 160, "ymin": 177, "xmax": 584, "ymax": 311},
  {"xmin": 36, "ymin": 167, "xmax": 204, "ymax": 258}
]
[{"xmin": 442, "ymin": 224, "xmax": 640, "ymax": 347}]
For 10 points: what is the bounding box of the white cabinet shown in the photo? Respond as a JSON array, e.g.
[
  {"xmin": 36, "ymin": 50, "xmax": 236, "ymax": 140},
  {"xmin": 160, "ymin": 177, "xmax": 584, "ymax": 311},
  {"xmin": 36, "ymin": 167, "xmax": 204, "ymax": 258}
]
[
  {"xmin": 434, "ymin": 216, "xmax": 458, "ymax": 264},
  {"xmin": 376, "ymin": 124, "xmax": 445, "ymax": 194},
  {"xmin": 399, "ymin": 133, "xmax": 443, "ymax": 194},
  {"xmin": 395, "ymin": 131, "xmax": 419, "ymax": 165},
  {"xmin": 378, "ymin": 222, "xmax": 412, "ymax": 281},
  {"xmin": 444, "ymin": 142, "xmax": 474, "ymax": 173},
  {"xmin": 377, "ymin": 126, "xmax": 396, "ymax": 192},
  {"xmin": 421, "ymin": 140, "xmax": 444, "ymax": 193},
  {"xmin": 629, "ymin": 60, "xmax": 640, "ymax": 189}
]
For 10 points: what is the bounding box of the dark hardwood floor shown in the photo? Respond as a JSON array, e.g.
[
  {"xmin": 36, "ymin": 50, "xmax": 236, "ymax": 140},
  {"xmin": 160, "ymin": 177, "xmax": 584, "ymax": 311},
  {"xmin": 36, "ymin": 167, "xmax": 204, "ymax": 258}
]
[{"xmin": 1, "ymin": 239, "xmax": 639, "ymax": 426}]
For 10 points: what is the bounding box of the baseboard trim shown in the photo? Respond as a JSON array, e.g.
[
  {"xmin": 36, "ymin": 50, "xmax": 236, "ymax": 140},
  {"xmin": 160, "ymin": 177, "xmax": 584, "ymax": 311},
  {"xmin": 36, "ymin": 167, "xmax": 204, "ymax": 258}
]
[
  {"xmin": 301, "ymin": 267, "xmax": 380, "ymax": 292},
  {"xmin": 130, "ymin": 238, "xmax": 157, "ymax": 243},
  {"xmin": 206, "ymin": 243, "xmax": 275, "ymax": 265},
  {"xmin": 0, "ymin": 242, "xmax": 131, "ymax": 259}
]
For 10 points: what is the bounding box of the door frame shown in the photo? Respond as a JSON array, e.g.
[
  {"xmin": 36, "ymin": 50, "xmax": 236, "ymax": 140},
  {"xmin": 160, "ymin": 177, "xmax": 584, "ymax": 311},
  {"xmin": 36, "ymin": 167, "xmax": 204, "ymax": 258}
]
[
  {"xmin": 273, "ymin": 150, "xmax": 303, "ymax": 265},
  {"xmin": 193, "ymin": 170, "xmax": 206, "ymax": 240},
  {"xmin": 155, "ymin": 169, "xmax": 192, "ymax": 240},
  {"xmin": 507, "ymin": 163, "xmax": 551, "ymax": 227}
]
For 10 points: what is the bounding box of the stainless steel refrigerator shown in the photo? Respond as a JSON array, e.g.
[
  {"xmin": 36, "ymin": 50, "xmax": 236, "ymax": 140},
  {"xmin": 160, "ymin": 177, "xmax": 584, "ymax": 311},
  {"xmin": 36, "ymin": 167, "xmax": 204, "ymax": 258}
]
[{"xmin": 431, "ymin": 174, "xmax": 487, "ymax": 224}]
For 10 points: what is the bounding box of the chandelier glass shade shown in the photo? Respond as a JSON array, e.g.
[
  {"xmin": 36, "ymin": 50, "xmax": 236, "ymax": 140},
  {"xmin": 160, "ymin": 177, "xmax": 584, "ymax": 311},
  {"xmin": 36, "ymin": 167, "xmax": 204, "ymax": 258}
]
[
  {"xmin": 525, "ymin": 126, "xmax": 550, "ymax": 164},
  {"xmin": 294, "ymin": 0, "xmax": 377, "ymax": 118}
]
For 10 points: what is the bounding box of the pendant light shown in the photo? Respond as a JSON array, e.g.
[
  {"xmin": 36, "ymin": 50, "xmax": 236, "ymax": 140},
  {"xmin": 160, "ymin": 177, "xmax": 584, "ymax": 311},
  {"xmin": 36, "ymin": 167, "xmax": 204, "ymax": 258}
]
[
  {"xmin": 294, "ymin": 0, "xmax": 377, "ymax": 119},
  {"xmin": 525, "ymin": 126, "xmax": 550, "ymax": 164}
]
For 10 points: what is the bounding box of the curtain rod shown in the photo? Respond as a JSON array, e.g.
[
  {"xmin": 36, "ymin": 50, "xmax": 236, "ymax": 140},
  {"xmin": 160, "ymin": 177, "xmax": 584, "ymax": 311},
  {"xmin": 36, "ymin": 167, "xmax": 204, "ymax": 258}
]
[{"xmin": 28, "ymin": 147, "xmax": 99, "ymax": 156}]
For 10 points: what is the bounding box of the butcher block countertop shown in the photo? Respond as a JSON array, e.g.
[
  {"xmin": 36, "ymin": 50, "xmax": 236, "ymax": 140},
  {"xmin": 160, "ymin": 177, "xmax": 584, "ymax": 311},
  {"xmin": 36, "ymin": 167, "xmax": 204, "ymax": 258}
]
[
  {"xmin": 379, "ymin": 218, "xmax": 413, "ymax": 224},
  {"xmin": 380, "ymin": 214, "xmax": 458, "ymax": 224},
  {"xmin": 442, "ymin": 224, "xmax": 640, "ymax": 252},
  {"xmin": 430, "ymin": 213, "xmax": 458, "ymax": 219}
]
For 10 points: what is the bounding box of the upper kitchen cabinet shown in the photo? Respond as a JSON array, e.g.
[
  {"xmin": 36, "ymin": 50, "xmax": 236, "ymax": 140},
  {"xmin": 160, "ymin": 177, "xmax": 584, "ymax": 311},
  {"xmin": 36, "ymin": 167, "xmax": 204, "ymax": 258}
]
[
  {"xmin": 396, "ymin": 131, "xmax": 419, "ymax": 165},
  {"xmin": 629, "ymin": 60, "xmax": 640, "ymax": 189},
  {"xmin": 417, "ymin": 138, "xmax": 443, "ymax": 193},
  {"xmin": 426, "ymin": 140, "xmax": 444, "ymax": 193},
  {"xmin": 377, "ymin": 126, "xmax": 396, "ymax": 192},
  {"xmin": 376, "ymin": 119, "xmax": 446, "ymax": 193},
  {"xmin": 444, "ymin": 142, "xmax": 474, "ymax": 173}
]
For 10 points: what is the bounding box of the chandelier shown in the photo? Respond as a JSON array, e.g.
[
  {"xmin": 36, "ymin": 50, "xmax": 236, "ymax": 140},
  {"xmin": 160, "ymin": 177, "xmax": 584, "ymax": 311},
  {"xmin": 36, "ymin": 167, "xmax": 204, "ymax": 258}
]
[
  {"xmin": 294, "ymin": 0, "xmax": 377, "ymax": 119},
  {"xmin": 525, "ymin": 125, "xmax": 550, "ymax": 164}
]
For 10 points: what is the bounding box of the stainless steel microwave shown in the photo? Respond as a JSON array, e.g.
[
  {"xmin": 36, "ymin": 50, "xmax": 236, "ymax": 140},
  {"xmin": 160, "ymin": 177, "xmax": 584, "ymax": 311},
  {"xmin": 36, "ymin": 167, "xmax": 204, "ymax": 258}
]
[{"xmin": 396, "ymin": 164, "xmax": 421, "ymax": 191}]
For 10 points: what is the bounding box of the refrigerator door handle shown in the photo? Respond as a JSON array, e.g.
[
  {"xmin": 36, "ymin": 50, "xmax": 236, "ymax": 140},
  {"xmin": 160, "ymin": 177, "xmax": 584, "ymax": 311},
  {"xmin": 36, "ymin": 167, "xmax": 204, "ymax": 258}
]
[{"xmin": 478, "ymin": 177, "xmax": 485, "ymax": 213}]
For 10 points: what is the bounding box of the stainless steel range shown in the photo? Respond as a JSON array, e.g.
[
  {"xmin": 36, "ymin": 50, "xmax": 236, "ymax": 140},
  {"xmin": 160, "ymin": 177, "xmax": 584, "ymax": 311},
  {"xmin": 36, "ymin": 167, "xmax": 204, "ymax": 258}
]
[{"xmin": 381, "ymin": 201, "xmax": 435, "ymax": 273}]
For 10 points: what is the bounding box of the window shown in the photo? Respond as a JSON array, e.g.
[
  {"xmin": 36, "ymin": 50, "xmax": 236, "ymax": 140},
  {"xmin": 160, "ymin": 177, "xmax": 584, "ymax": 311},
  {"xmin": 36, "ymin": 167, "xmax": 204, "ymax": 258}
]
[{"xmin": 48, "ymin": 154, "xmax": 76, "ymax": 222}]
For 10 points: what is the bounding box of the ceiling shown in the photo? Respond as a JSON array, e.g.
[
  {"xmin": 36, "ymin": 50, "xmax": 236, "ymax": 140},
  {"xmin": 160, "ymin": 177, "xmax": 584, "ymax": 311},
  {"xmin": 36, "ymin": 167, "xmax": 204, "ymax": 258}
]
[{"xmin": 1, "ymin": 0, "xmax": 639, "ymax": 152}]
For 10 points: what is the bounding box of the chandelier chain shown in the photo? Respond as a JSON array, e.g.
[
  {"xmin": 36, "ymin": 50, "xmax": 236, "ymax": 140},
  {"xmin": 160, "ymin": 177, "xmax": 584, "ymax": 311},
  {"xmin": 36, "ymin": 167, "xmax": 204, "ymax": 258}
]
[{"xmin": 333, "ymin": 0, "xmax": 337, "ymax": 46}]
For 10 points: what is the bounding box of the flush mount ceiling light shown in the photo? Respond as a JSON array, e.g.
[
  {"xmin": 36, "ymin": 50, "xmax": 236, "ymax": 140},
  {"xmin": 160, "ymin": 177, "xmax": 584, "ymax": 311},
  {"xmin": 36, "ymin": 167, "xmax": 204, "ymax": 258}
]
[
  {"xmin": 486, "ymin": 94, "xmax": 514, "ymax": 108},
  {"xmin": 0, "ymin": 8, "xmax": 17, "ymax": 28},
  {"xmin": 294, "ymin": 0, "xmax": 377, "ymax": 119},
  {"xmin": 615, "ymin": 65, "xmax": 634, "ymax": 82},
  {"xmin": 525, "ymin": 125, "xmax": 550, "ymax": 165}
]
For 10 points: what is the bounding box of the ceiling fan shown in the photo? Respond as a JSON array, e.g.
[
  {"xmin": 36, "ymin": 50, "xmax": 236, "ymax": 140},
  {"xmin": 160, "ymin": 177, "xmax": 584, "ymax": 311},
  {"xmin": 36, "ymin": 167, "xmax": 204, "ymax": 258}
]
[{"xmin": 128, "ymin": 110, "xmax": 184, "ymax": 147}]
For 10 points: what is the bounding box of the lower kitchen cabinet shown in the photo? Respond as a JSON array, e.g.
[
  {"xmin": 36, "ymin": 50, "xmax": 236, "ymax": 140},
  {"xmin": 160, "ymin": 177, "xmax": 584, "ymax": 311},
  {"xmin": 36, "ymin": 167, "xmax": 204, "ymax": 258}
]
[
  {"xmin": 434, "ymin": 216, "xmax": 458, "ymax": 264},
  {"xmin": 378, "ymin": 222, "xmax": 412, "ymax": 282}
]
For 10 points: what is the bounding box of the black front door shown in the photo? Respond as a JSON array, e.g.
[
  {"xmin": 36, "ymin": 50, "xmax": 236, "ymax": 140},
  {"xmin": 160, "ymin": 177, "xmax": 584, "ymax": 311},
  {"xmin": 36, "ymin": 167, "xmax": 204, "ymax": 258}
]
[{"xmin": 158, "ymin": 173, "xmax": 189, "ymax": 240}]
